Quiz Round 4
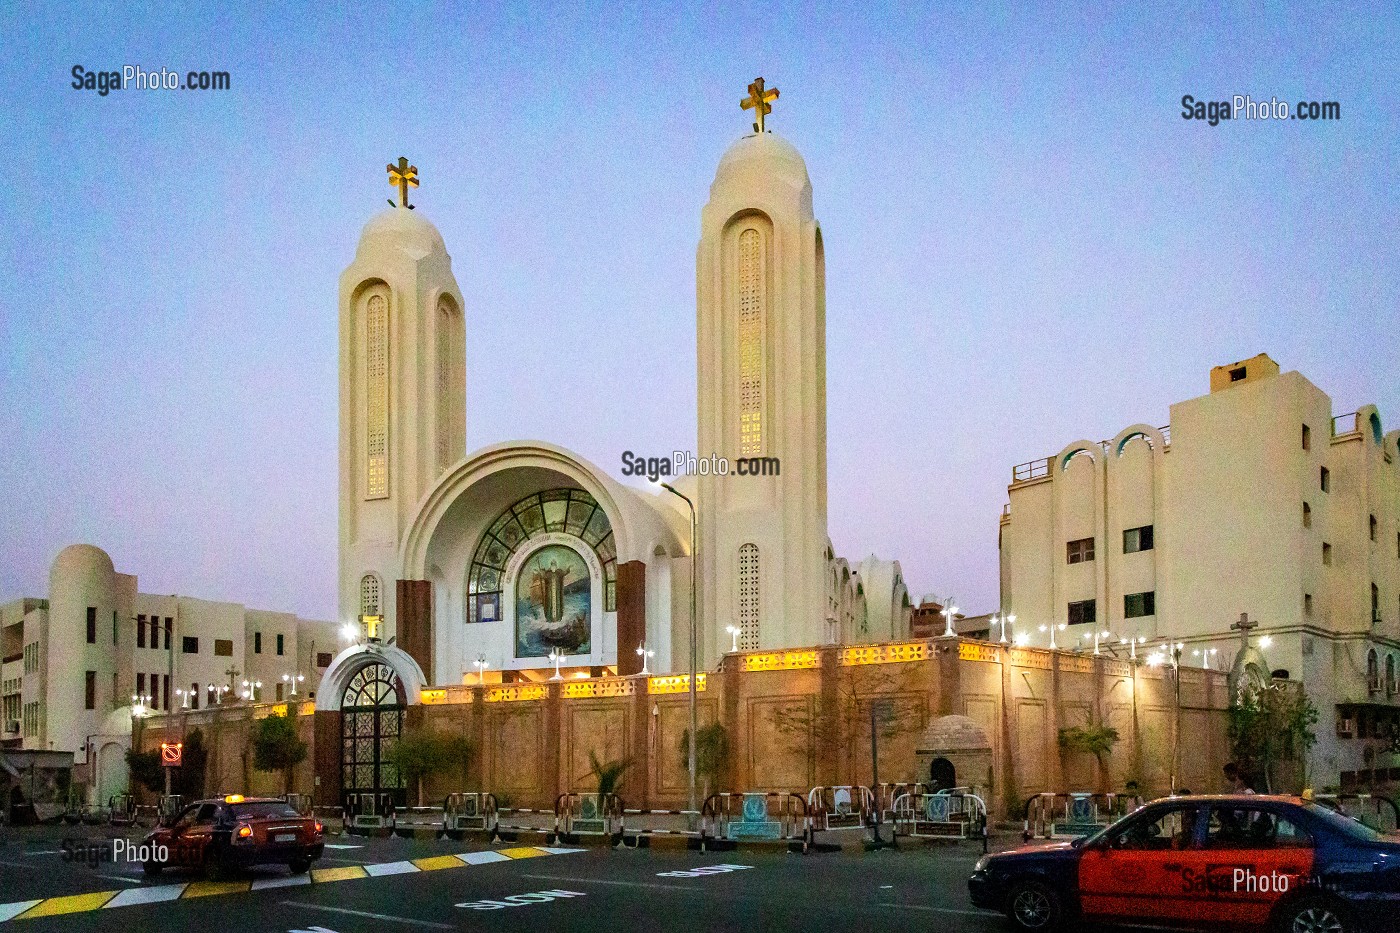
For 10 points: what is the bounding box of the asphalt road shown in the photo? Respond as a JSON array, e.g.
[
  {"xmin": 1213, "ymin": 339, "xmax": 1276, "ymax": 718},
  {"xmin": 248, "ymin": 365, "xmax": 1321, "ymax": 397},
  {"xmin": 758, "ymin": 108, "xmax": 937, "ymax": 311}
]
[{"xmin": 0, "ymin": 824, "xmax": 1016, "ymax": 933}]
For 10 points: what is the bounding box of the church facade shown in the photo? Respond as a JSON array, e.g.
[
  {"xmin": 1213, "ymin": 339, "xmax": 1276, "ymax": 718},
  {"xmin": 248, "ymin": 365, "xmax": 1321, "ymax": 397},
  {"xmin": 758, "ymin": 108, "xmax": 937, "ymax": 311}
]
[{"xmin": 330, "ymin": 87, "xmax": 913, "ymax": 704}]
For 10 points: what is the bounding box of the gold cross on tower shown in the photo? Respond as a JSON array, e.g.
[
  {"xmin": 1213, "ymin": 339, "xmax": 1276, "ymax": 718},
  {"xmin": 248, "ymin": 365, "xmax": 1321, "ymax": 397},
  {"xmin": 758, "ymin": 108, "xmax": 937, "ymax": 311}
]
[
  {"xmin": 740, "ymin": 77, "xmax": 779, "ymax": 134},
  {"xmin": 386, "ymin": 156, "xmax": 419, "ymax": 208}
]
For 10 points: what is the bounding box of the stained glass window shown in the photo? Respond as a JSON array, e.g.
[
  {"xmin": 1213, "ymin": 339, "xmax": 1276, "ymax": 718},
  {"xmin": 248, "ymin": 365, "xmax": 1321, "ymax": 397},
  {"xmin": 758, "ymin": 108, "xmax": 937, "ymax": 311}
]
[{"xmin": 466, "ymin": 488, "xmax": 616, "ymax": 622}]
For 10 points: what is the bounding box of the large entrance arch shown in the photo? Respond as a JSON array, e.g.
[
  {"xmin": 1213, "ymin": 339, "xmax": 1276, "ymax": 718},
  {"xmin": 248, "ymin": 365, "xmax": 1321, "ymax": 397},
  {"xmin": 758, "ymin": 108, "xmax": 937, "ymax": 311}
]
[{"xmin": 340, "ymin": 662, "xmax": 407, "ymax": 810}]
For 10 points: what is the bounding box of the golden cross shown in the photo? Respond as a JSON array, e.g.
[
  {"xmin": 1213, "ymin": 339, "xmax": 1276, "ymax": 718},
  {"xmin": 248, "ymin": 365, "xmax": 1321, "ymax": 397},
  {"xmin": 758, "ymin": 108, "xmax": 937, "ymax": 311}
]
[
  {"xmin": 740, "ymin": 77, "xmax": 779, "ymax": 134},
  {"xmin": 386, "ymin": 156, "xmax": 419, "ymax": 208}
]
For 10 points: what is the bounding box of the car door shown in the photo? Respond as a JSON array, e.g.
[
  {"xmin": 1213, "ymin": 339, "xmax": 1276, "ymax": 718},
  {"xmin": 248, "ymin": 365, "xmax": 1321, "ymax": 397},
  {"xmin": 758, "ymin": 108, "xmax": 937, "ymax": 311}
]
[
  {"xmin": 164, "ymin": 804, "xmax": 201, "ymax": 866},
  {"xmin": 1078, "ymin": 802, "xmax": 1211, "ymax": 922},
  {"xmin": 177, "ymin": 803, "xmax": 219, "ymax": 865},
  {"xmin": 1198, "ymin": 803, "xmax": 1315, "ymax": 927}
]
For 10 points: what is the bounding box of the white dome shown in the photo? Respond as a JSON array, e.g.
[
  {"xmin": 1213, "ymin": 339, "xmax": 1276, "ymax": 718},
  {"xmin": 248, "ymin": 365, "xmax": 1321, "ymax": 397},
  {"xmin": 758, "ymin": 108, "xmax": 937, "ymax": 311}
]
[
  {"xmin": 51, "ymin": 543, "xmax": 114, "ymax": 579},
  {"xmin": 713, "ymin": 131, "xmax": 810, "ymax": 188},
  {"xmin": 355, "ymin": 205, "xmax": 446, "ymax": 260}
]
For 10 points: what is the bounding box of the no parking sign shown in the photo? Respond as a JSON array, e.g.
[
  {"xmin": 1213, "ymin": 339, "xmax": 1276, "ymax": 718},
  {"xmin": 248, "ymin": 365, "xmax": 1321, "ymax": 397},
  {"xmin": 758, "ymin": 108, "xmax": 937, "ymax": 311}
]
[{"xmin": 160, "ymin": 742, "xmax": 182, "ymax": 766}]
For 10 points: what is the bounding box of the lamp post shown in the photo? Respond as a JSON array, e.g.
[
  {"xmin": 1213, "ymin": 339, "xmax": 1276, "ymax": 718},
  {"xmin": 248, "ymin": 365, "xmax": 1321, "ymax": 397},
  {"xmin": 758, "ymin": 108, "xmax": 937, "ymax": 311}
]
[
  {"xmin": 548, "ymin": 650, "xmax": 564, "ymax": 681},
  {"xmin": 1040, "ymin": 622, "xmax": 1066, "ymax": 650},
  {"xmin": 1006, "ymin": 613, "xmax": 1016, "ymax": 644},
  {"xmin": 660, "ymin": 482, "xmax": 698, "ymax": 825},
  {"xmin": 1168, "ymin": 641, "xmax": 1184, "ymax": 793},
  {"xmin": 725, "ymin": 625, "xmax": 740, "ymax": 654},
  {"xmin": 941, "ymin": 602, "xmax": 959, "ymax": 638},
  {"xmin": 636, "ymin": 643, "xmax": 654, "ymax": 676},
  {"xmin": 472, "ymin": 655, "xmax": 490, "ymax": 685},
  {"xmin": 282, "ymin": 673, "xmax": 305, "ymax": 697},
  {"xmin": 1093, "ymin": 629, "xmax": 1111, "ymax": 656},
  {"xmin": 991, "ymin": 614, "xmax": 1003, "ymax": 644}
]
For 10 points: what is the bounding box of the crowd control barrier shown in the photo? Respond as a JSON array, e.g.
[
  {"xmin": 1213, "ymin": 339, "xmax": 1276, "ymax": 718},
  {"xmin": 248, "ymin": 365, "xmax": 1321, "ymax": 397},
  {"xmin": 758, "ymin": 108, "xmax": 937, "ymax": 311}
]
[
  {"xmin": 892, "ymin": 789, "xmax": 988, "ymax": 847},
  {"xmin": 444, "ymin": 792, "xmax": 499, "ymax": 835},
  {"xmin": 107, "ymin": 794, "xmax": 137, "ymax": 826},
  {"xmin": 1022, "ymin": 792, "xmax": 1142, "ymax": 842},
  {"xmin": 1313, "ymin": 793, "xmax": 1399, "ymax": 833},
  {"xmin": 702, "ymin": 792, "xmax": 811, "ymax": 851},
  {"xmin": 281, "ymin": 793, "xmax": 313, "ymax": 815},
  {"xmin": 343, "ymin": 792, "xmax": 397, "ymax": 832},
  {"xmin": 554, "ymin": 792, "xmax": 624, "ymax": 841},
  {"xmin": 807, "ymin": 785, "xmax": 875, "ymax": 831},
  {"xmin": 158, "ymin": 794, "xmax": 184, "ymax": 824},
  {"xmin": 876, "ymin": 782, "xmax": 926, "ymax": 820}
]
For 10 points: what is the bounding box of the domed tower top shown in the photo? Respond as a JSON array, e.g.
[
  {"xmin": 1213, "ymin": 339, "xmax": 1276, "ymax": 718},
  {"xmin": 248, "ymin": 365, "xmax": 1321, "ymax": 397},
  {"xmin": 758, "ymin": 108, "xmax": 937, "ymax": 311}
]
[
  {"xmin": 354, "ymin": 156, "xmax": 447, "ymax": 262},
  {"xmin": 49, "ymin": 542, "xmax": 115, "ymax": 587},
  {"xmin": 706, "ymin": 77, "xmax": 812, "ymax": 222}
]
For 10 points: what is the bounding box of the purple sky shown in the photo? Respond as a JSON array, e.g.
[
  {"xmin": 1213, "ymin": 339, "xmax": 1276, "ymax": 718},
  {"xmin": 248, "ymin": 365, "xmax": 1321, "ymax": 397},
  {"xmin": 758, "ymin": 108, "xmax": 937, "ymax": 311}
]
[{"xmin": 2, "ymin": 4, "xmax": 1397, "ymax": 623}]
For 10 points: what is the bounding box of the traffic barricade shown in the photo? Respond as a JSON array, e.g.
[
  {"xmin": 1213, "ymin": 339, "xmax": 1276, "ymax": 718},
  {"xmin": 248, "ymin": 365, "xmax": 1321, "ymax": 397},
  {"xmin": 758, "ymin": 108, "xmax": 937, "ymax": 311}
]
[
  {"xmin": 1313, "ymin": 793, "xmax": 1399, "ymax": 833},
  {"xmin": 158, "ymin": 794, "xmax": 183, "ymax": 824},
  {"xmin": 312, "ymin": 805, "xmax": 345, "ymax": 835},
  {"xmin": 807, "ymin": 785, "xmax": 875, "ymax": 831},
  {"xmin": 1022, "ymin": 791, "xmax": 1141, "ymax": 841},
  {"xmin": 343, "ymin": 791, "xmax": 397, "ymax": 833},
  {"xmin": 394, "ymin": 805, "xmax": 445, "ymax": 837},
  {"xmin": 553, "ymin": 792, "xmax": 623, "ymax": 843},
  {"xmin": 444, "ymin": 792, "xmax": 499, "ymax": 836},
  {"xmin": 893, "ymin": 788, "xmax": 988, "ymax": 846},
  {"xmin": 701, "ymin": 792, "xmax": 811, "ymax": 852},
  {"xmin": 618, "ymin": 805, "xmax": 702, "ymax": 847},
  {"xmin": 282, "ymin": 793, "xmax": 313, "ymax": 815},
  {"xmin": 107, "ymin": 794, "xmax": 136, "ymax": 826},
  {"xmin": 876, "ymin": 782, "xmax": 925, "ymax": 820}
]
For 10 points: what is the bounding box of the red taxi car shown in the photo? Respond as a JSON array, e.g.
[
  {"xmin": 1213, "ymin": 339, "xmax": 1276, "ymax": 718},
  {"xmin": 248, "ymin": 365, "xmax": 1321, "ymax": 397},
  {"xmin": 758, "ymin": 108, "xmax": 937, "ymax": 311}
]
[
  {"xmin": 143, "ymin": 794, "xmax": 325, "ymax": 877},
  {"xmin": 969, "ymin": 794, "xmax": 1400, "ymax": 932}
]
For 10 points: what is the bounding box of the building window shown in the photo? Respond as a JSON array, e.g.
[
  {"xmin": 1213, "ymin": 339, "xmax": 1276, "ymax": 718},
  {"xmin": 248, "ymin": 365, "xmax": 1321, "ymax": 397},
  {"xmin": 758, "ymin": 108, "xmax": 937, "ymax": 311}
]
[
  {"xmin": 276, "ymin": 633, "xmax": 284, "ymax": 656},
  {"xmin": 1373, "ymin": 583, "xmax": 1381, "ymax": 624},
  {"xmin": 1304, "ymin": 593, "xmax": 1313, "ymax": 616},
  {"xmin": 1123, "ymin": 525, "xmax": 1154, "ymax": 554},
  {"xmin": 1068, "ymin": 599, "xmax": 1096, "ymax": 626},
  {"xmin": 254, "ymin": 631, "xmax": 262, "ymax": 654},
  {"xmin": 161, "ymin": 675, "xmax": 169, "ymax": 711},
  {"xmin": 182, "ymin": 636, "xmax": 199, "ymax": 654},
  {"xmin": 359, "ymin": 575, "xmax": 381, "ymax": 619},
  {"xmin": 436, "ymin": 296, "xmax": 464, "ymax": 473},
  {"xmin": 738, "ymin": 543, "xmax": 760, "ymax": 650},
  {"xmin": 1302, "ymin": 423, "xmax": 1311, "ymax": 450},
  {"xmin": 85, "ymin": 671, "xmax": 95, "ymax": 710},
  {"xmin": 1320, "ymin": 466, "xmax": 1330, "ymax": 492},
  {"xmin": 86, "ymin": 607, "xmax": 96, "ymax": 644},
  {"xmin": 1229, "ymin": 366, "xmax": 1246, "ymax": 382},
  {"xmin": 137, "ymin": 615, "xmax": 146, "ymax": 648},
  {"xmin": 1387, "ymin": 655, "xmax": 1397, "ymax": 697},
  {"xmin": 214, "ymin": 639, "xmax": 233, "ymax": 657},
  {"xmin": 1124, "ymin": 591, "xmax": 1156, "ymax": 618},
  {"xmin": 276, "ymin": 683, "xmax": 285, "ymax": 702},
  {"xmin": 1322, "ymin": 542, "xmax": 1332, "ymax": 566},
  {"xmin": 364, "ymin": 290, "xmax": 390, "ymax": 499},
  {"xmin": 189, "ymin": 683, "xmax": 199, "ymax": 710},
  {"xmin": 164, "ymin": 618, "xmax": 172, "ymax": 650},
  {"xmin": 136, "ymin": 672, "xmax": 145, "ymax": 697},
  {"xmin": 1302, "ymin": 501, "xmax": 1311, "ymax": 528},
  {"xmin": 1370, "ymin": 514, "xmax": 1378, "ymax": 542},
  {"xmin": 1066, "ymin": 537, "xmax": 1095, "ymax": 564},
  {"xmin": 737, "ymin": 227, "xmax": 765, "ymax": 456},
  {"xmin": 317, "ymin": 652, "xmax": 333, "ymax": 668},
  {"xmin": 1367, "ymin": 649, "xmax": 1381, "ymax": 694}
]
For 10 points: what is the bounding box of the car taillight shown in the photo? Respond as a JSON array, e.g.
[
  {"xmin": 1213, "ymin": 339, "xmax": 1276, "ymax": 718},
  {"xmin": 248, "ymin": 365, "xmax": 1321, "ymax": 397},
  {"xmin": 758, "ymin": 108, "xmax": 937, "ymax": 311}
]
[
  {"xmin": 313, "ymin": 820, "xmax": 323, "ymax": 835},
  {"xmin": 234, "ymin": 821, "xmax": 254, "ymax": 842}
]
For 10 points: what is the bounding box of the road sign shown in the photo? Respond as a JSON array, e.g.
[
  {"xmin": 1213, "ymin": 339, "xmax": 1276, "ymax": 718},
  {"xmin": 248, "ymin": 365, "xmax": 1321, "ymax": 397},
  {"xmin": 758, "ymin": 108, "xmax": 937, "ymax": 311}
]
[{"xmin": 160, "ymin": 742, "xmax": 183, "ymax": 766}]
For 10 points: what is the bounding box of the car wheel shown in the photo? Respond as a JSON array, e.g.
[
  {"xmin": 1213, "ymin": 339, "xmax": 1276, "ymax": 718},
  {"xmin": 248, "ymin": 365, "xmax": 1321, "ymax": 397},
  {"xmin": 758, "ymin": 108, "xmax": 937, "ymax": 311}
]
[
  {"xmin": 142, "ymin": 859, "xmax": 162, "ymax": 876},
  {"xmin": 1276, "ymin": 896, "xmax": 1352, "ymax": 933},
  {"xmin": 288, "ymin": 858, "xmax": 311, "ymax": 874},
  {"xmin": 1007, "ymin": 881, "xmax": 1062, "ymax": 932}
]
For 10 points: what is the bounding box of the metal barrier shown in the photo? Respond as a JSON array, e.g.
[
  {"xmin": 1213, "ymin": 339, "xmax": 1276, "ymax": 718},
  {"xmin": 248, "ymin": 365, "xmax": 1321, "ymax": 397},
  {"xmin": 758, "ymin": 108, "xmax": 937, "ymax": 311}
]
[
  {"xmin": 158, "ymin": 795, "xmax": 184, "ymax": 824},
  {"xmin": 1313, "ymin": 793, "xmax": 1399, "ymax": 833},
  {"xmin": 395, "ymin": 805, "xmax": 445, "ymax": 835},
  {"xmin": 282, "ymin": 793, "xmax": 313, "ymax": 815},
  {"xmin": 554, "ymin": 792, "xmax": 623, "ymax": 839},
  {"xmin": 107, "ymin": 794, "xmax": 137, "ymax": 826},
  {"xmin": 893, "ymin": 789, "xmax": 988, "ymax": 845},
  {"xmin": 617, "ymin": 805, "xmax": 703, "ymax": 845},
  {"xmin": 1022, "ymin": 792, "xmax": 1142, "ymax": 842},
  {"xmin": 701, "ymin": 792, "xmax": 811, "ymax": 851},
  {"xmin": 444, "ymin": 793, "xmax": 499, "ymax": 834},
  {"xmin": 343, "ymin": 792, "xmax": 397, "ymax": 831},
  {"xmin": 876, "ymin": 782, "xmax": 926, "ymax": 819},
  {"xmin": 806, "ymin": 785, "xmax": 875, "ymax": 831}
]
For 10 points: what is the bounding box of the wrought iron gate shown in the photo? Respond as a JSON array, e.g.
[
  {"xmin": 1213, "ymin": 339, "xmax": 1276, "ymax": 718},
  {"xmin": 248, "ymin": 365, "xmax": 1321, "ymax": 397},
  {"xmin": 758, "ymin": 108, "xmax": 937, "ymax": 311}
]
[{"xmin": 340, "ymin": 662, "xmax": 407, "ymax": 810}]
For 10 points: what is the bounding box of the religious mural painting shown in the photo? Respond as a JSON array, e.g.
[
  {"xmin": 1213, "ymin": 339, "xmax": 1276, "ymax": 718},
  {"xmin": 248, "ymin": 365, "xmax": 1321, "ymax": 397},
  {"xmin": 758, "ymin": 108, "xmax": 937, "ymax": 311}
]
[{"xmin": 515, "ymin": 543, "xmax": 591, "ymax": 658}]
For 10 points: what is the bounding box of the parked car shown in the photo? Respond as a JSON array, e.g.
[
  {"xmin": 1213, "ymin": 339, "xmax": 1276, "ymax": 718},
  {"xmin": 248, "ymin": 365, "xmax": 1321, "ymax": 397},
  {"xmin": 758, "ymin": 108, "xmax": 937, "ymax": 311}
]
[
  {"xmin": 143, "ymin": 794, "xmax": 324, "ymax": 877},
  {"xmin": 968, "ymin": 794, "xmax": 1400, "ymax": 932}
]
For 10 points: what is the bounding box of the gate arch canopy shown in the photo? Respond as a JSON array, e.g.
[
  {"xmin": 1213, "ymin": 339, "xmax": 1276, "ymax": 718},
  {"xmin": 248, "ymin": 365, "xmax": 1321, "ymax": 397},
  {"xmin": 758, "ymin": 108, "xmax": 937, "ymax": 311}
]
[{"xmin": 315, "ymin": 644, "xmax": 427, "ymax": 712}]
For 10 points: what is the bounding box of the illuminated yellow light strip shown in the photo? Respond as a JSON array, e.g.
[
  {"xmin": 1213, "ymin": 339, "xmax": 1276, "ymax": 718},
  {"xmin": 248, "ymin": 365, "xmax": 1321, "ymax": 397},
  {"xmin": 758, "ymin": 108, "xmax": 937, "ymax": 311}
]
[
  {"xmin": 485, "ymin": 684, "xmax": 548, "ymax": 703},
  {"xmin": 647, "ymin": 673, "xmax": 707, "ymax": 694}
]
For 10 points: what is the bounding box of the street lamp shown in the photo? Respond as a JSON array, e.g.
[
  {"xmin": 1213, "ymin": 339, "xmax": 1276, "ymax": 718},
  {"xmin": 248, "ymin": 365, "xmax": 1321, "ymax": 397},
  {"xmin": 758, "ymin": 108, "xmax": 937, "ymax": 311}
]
[
  {"xmin": 472, "ymin": 655, "xmax": 490, "ymax": 685},
  {"xmin": 548, "ymin": 650, "xmax": 564, "ymax": 681},
  {"xmin": 1006, "ymin": 613, "xmax": 1017, "ymax": 643},
  {"xmin": 282, "ymin": 673, "xmax": 305, "ymax": 696},
  {"xmin": 1040, "ymin": 622, "xmax": 1066, "ymax": 650},
  {"xmin": 1093, "ymin": 629, "xmax": 1111, "ymax": 655},
  {"xmin": 659, "ymin": 481, "xmax": 698, "ymax": 825},
  {"xmin": 725, "ymin": 625, "xmax": 740, "ymax": 654},
  {"xmin": 341, "ymin": 622, "xmax": 359, "ymax": 642},
  {"xmin": 636, "ymin": 643, "xmax": 654, "ymax": 676},
  {"xmin": 941, "ymin": 603, "xmax": 959, "ymax": 638}
]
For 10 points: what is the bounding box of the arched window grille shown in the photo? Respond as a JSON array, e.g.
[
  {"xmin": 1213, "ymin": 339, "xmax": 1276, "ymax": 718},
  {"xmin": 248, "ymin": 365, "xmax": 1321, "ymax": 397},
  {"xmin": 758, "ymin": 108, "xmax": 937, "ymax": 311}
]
[
  {"xmin": 364, "ymin": 290, "xmax": 390, "ymax": 499},
  {"xmin": 737, "ymin": 228, "xmax": 764, "ymax": 456},
  {"xmin": 738, "ymin": 543, "xmax": 759, "ymax": 650},
  {"xmin": 359, "ymin": 574, "xmax": 381, "ymax": 618}
]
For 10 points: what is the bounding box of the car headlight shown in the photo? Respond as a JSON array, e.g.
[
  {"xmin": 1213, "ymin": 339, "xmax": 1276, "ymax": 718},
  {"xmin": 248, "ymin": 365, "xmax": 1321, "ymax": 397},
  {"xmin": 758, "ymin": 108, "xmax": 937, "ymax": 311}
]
[{"xmin": 973, "ymin": 855, "xmax": 991, "ymax": 873}]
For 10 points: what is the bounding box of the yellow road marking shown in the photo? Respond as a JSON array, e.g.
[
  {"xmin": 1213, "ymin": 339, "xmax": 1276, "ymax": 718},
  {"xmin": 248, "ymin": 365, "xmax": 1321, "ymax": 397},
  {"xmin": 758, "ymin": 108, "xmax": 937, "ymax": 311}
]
[
  {"xmin": 182, "ymin": 880, "xmax": 251, "ymax": 898},
  {"xmin": 310, "ymin": 865, "xmax": 368, "ymax": 883},
  {"xmin": 498, "ymin": 846, "xmax": 549, "ymax": 859},
  {"xmin": 410, "ymin": 855, "xmax": 463, "ymax": 871},
  {"xmin": 15, "ymin": 891, "xmax": 117, "ymax": 919}
]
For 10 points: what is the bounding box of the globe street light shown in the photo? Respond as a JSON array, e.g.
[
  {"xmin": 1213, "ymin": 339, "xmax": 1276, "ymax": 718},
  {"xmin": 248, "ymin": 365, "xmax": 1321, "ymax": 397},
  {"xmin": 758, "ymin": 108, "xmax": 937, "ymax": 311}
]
[
  {"xmin": 636, "ymin": 643, "xmax": 654, "ymax": 676},
  {"xmin": 941, "ymin": 603, "xmax": 959, "ymax": 638},
  {"xmin": 548, "ymin": 649, "xmax": 564, "ymax": 681},
  {"xmin": 659, "ymin": 481, "xmax": 698, "ymax": 825},
  {"xmin": 725, "ymin": 625, "xmax": 740, "ymax": 654},
  {"xmin": 282, "ymin": 673, "xmax": 305, "ymax": 696},
  {"xmin": 473, "ymin": 655, "xmax": 490, "ymax": 685}
]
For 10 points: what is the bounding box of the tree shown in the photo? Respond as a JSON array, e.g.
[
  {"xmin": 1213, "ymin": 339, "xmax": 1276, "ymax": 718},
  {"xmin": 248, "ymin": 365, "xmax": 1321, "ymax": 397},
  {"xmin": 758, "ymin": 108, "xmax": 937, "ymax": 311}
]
[
  {"xmin": 678, "ymin": 723, "xmax": 729, "ymax": 801},
  {"xmin": 126, "ymin": 749, "xmax": 164, "ymax": 794},
  {"xmin": 586, "ymin": 750, "xmax": 630, "ymax": 798},
  {"xmin": 1228, "ymin": 682, "xmax": 1318, "ymax": 793},
  {"xmin": 251, "ymin": 714, "xmax": 308, "ymax": 794},
  {"xmin": 382, "ymin": 732, "xmax": 474, "ymax": 806},
  {"xmin": 127, "ymin": 728, "xmax": 208, "ymax": 800},
  {"xmin": 1058, "ymin": 723, "xmax": 1120, "ymax": 793}
]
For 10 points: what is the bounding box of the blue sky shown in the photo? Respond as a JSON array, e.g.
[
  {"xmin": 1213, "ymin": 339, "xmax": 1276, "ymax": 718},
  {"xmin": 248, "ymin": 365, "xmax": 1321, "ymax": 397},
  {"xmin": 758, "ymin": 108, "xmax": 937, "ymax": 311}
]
[{"xmin": 1, "ymin": 3, "xmax": 1396, "ymax": 622}]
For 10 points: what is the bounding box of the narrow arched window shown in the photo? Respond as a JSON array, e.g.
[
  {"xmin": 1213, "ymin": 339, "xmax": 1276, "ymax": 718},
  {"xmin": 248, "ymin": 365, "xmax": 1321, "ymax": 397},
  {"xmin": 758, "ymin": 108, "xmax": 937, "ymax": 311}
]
[
  {"xmin": 1367, "ymin": 648, "xmax": 1380, "ymax": 693},
  {"xmin": 359, "ymin": 574, "xmax": 381, "ymax": 618},
  {"xmin": 436, "ymin": 295, "xmax": 463, "ymax": 473},
  {"xmin": 737, "ymin": 543, "xmax": 759, "ymax": 650},
  {"xmin": 364, "ymin": 290, "xmax": 390, "ymax": 499},
  {"xmin": 737, "ymin": 228, "xmax": 764, "ymax": 456},
  {"xmin": 1387, "ymin": 654, "xmax": 1397, "ymax": 697}
]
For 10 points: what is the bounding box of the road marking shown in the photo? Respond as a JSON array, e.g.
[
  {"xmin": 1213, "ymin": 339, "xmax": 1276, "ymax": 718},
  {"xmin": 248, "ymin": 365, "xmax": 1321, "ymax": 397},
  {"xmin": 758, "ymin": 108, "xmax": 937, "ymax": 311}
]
[
  {"xmin": 280, "ymin": 901, "xmax": 455, "ymax": 929},
  {"xmin": 322, "ymin": 843, "xmax": 363, "ymax": 849},
  {"xmin": 410, "ymin": 855, "xmax": 462, "ymax": 871},
  {"xmin": 497, "ymin": 846, "xmax": 550, "ymax": 859},
  {"xmin": 310, "ymin": 865, "xmax": 369, "ymax": 883},
  {"xmin": 15, "ymin": 891, "xmax": 118, "ymax": 919},
  {"xmin": 877, "ymin": 903, "xmax": 998, "ymax": 917},
  {"xmin": 455, "ymin": 851, "xmax": 511, "ymax": 865},
  {"xmin": 0, "ymin": 904, "xmax": 39, "ymax": 924},
  {"xmin": 364, "ymin": 860, "xmax": 420, "ymax": 877},
  {"xmin": 657, "ymin": 863, "xmax": 753, "ymax": 878},
  {"xmin": 184, "ymin": 880, "xmax": 251, "ymax": 898},
  {"xmin": 457, "ymin": 889, "xmax": 586, "ymax": 910},
  {"xmin": 251, "ymin": 875, "xmax": 313, "ymax": 890},
  {"xmin": 521, "ymin": 873, "xmax": 697, "ymax": 893},
  {"xmin": 93, "ymin": 874, "xmax": 144, "ymax": 884},
  {"xmin": 104, "ymin": 884, "xmax": 188, "ymax": 908}
]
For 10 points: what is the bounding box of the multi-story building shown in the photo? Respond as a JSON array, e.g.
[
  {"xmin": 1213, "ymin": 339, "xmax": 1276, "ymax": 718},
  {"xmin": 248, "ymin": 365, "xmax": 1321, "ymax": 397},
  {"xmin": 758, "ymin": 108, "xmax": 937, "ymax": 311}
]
[
  {"xmin": 0, "ymin": 543, "xmax": 337, "ymax": 803},
  {"xmin": 999, "ymin": 354, "xmax": 1400, "ymax": 788}
]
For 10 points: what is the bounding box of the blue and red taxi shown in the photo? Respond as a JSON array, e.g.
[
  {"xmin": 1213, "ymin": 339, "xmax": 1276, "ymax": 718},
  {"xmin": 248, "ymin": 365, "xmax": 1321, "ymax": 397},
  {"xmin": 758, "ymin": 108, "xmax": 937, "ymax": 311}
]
[{"xmin": 968, "ymin": 794, "xmax": 1400, "ymax": 932}]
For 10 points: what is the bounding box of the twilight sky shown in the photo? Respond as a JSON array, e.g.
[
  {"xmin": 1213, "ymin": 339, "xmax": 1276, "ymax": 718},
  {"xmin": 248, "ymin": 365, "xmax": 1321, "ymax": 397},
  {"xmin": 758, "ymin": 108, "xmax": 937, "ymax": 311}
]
[{"xmin": 1, "ymin": 3, "xmax": 1397, "ymax": 623}]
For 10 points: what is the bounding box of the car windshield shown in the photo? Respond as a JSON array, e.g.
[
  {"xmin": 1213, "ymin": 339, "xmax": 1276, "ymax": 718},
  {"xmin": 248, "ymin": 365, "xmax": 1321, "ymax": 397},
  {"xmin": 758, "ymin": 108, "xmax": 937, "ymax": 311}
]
[
  {"xmin": 230, "ymin": 802, "xmax": 303, "ymax": 820},
  {"xmin": 1303, "ymin": 802, "xmax": 1387, "ymax": 842}
]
